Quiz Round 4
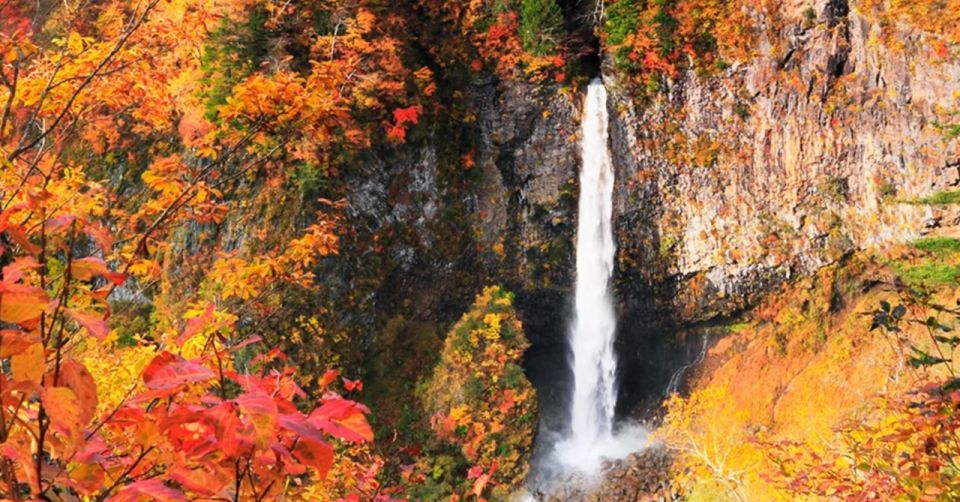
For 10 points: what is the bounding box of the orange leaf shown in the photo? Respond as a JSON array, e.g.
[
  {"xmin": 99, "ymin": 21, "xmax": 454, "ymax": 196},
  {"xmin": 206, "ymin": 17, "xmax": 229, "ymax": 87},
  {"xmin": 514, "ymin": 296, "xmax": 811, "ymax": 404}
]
[
  {"xmin": 0, "ymin": 329, "xmax": 39, "ymax": 357},
  {"xmin": 0, "ymin": 290, "xmax": 48, "ymax": 324},
  {"xmin": 66, "ymin": 462, "xmax": 104, "ymax": 496},
  {"xmin": 168, "ymin": 464, "xmax": 231, "ymax": 497},
  {"xmin": 41, "ymin": 387, "xmax": 83, "ymax": 442},
  {"xmin": 11, "ymin": 342, "xmax": 44, "ymax": 384},
  {"xmin": 58, "ymin": 360, "xmax": 98, "ymax": 425},
  {"xmin": 317, "ymin": 369, "xmax": 339, "ymax": 389}
]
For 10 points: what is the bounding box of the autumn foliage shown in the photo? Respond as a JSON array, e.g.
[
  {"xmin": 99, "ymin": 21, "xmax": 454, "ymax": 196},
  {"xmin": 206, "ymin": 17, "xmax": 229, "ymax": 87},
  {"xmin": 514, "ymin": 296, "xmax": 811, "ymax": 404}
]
[
  {"xmin": 0, "ymin": 0, "xmax": 440, "ymax": 499},
  {"xmin": 602, "ymin": 0, "xmax": 758, "ymax": 85},
  {"xmin": 658, "ymin": 249, "xmax": 960, "ymax": 501}
]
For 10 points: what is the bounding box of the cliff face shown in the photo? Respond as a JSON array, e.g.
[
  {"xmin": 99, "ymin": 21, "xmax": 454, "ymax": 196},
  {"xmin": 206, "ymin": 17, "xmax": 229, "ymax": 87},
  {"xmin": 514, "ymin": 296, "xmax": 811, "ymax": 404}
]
[
  {"xmin": 607, "ymin": 0, "xmax": 960, "ymax": 329},
  {"xmin": 329, "ymin": 77, "xmax": 580, "ymax": 346}
]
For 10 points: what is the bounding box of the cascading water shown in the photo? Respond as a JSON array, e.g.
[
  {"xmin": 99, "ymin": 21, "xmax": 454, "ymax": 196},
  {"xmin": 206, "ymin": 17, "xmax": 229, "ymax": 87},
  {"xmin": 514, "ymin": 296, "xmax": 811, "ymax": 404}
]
[{"xmin": 552, "ymin": 78, "xmax": 646, "ymax": 474}]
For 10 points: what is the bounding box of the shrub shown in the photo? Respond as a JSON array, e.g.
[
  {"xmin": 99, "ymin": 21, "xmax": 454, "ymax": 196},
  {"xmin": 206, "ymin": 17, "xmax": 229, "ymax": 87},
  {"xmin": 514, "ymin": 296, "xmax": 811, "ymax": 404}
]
[
  {"xmin": 519, "ymin": 0, "xmax": 565, "ymax": 55},
  {"xmin": 419, "ymin": 286, "xmax": 537, "ymax": 499}
]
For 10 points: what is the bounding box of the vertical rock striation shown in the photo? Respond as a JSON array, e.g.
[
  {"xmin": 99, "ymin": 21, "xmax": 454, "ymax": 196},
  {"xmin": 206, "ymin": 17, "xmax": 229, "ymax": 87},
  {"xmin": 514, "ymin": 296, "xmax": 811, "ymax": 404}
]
[{"xmin": 607, "ymin": 2, "xmax": 960, "ymax": 327}]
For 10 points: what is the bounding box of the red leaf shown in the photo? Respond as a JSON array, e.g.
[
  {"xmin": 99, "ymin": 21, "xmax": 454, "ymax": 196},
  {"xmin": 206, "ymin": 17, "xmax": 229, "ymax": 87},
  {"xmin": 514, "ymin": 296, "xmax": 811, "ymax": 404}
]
[
  {"xmin": 318, "ymin": 369, "xmax": 339, "ymax": 389},
  {"xmin": 206, "ymin": 402, "xmax": 243, "ymax": 456},
  {"xmin": 65, "ymin": 308, "xmax": 109, "ymax": 340},
  {"xmin": 168, "ymin": 463, "xmax": 231, "ymax": 496},
  {"xmin": 3, "ymin": 225, "xmax": 41, "ymax": 255},
  {"xmin": 84, "ymin": 222, "xmax": 115, "ymax": 251},
  {"xmin": 2, "ymin": 256, "xmax": 40, "ymax": 283},
  {"xmin": 278, "ymin": 413, "xmax": 326, "ymax": 443},
  {"xmin": 386, "ymin": 124, "xmax": 407, "ymax": 143},
  {"xmin": 292, "ymin": 436, "xmax": 334, "ymax": 478},
  {"xmin": 392, "ymin": 105, "xmax": 421, "ymax": 125},
  {"xmin": 308, "ymin": 399, "xmax": 373, "ymax": 443},
  {"xmin": 236, "ymin": 391, "xmax": 278, "ymax": 449},
  {"xmin": 342, "ymin": 377, "xmax": 363, "ymax": 392},
  {"xmin": 142, "ymin": 351, "xmax": 214, "ymax": 394},
  {"xmin": 109, "ymin": 479, "xmax": 185, "ymax": 502},
  {"xmin": 45, "ymin": 214, "xmax": 76, "ymax": 234}
]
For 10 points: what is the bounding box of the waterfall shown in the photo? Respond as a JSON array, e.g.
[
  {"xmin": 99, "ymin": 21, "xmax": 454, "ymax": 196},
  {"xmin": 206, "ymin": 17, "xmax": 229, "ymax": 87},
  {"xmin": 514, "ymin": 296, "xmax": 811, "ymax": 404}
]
[
  {"xmin": 552, "ymin": 78, "xmax": 645, "ymax": 473},
  {"xmin": 569, "ymin": 78, "xmax": 618, "ymax": 444}
]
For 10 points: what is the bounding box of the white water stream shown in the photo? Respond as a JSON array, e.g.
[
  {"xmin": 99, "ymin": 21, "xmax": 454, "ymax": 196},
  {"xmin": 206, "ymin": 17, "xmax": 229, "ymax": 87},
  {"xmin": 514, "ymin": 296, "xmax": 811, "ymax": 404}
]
[{"xmin": 553, "ymin": 79, "xmax": 646, "ymax": 473}]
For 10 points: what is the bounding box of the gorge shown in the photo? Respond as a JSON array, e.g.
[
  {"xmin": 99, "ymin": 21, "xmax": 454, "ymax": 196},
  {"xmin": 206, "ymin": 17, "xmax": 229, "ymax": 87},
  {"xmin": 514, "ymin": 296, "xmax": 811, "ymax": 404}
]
[{"xmin": 3, "ymin": 0, "xmax": 960, "ymax": 500}]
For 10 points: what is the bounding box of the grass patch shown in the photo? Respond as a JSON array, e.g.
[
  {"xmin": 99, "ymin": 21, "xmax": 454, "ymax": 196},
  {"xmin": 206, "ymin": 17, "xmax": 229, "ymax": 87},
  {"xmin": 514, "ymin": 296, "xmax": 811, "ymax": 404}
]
[
  {"xmin": 912, "ymin": 236, "xmax": 960, "ymax": 255},
  {"xmin": 896, "ymin": 262, "xmax": 960, "ymax": 288},
  {"xmin": 902, "ymin": 190, "xmax": 960, "ymax": 205}
]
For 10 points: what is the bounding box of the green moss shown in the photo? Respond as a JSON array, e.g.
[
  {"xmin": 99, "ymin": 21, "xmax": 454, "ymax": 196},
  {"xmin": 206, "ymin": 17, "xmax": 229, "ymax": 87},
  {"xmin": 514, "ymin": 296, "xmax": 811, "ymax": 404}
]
[
  {"xmin": 913, "ymin": 237, "xmax": 960, "ymax": 256},
  {"xmin": 902, "ymin": 190, "xmax": 960, "ymax": 205}
]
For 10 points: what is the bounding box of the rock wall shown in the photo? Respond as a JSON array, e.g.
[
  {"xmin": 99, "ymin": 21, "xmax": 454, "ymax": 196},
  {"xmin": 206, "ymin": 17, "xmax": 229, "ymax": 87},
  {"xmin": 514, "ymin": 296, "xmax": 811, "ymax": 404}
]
[{"xmin": 607, "ymin": 0, "xmax": 960, "ymax": 329}]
